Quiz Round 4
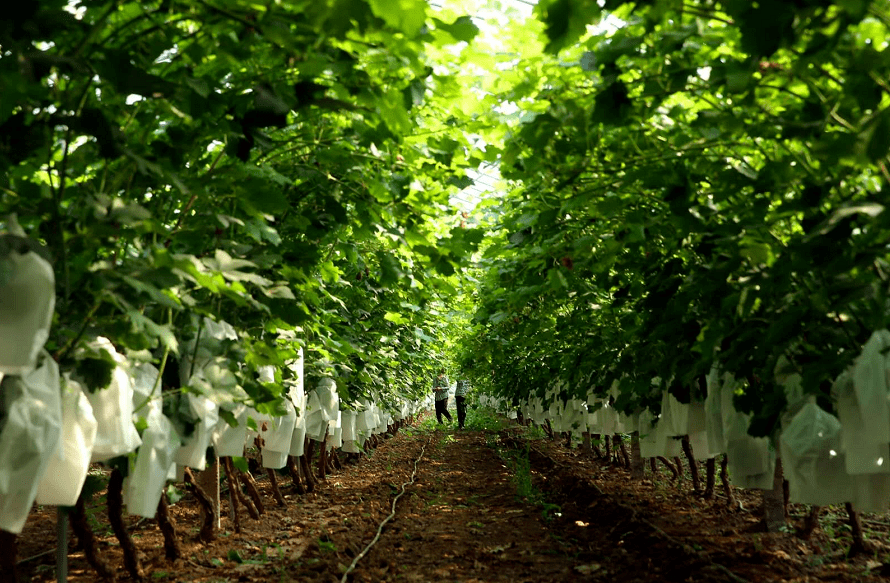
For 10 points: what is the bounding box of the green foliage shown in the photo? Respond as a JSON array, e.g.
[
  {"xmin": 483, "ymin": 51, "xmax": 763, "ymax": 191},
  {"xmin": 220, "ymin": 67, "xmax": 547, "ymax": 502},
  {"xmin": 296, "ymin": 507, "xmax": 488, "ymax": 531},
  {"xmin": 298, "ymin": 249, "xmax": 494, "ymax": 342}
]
[
  {"xmin": 0, "ymin": 0, "xmax": 495, "ymax": 431},
  {"xmin": 231, "ymin": 456, "xmax": 250, "ymax": 473},
  {"xmin": 227, "ymin": 550, "xmax": 244, "ymax": 564},
  {"xmin": 498, "ymin": 443, "xmax": 561, "ymax": 520},
  {"xmin": 9, "ymin": 0, "xmax": 890, "ymax": 455},
  {"xmin": 463, "ymin": 404, "xmax": 509, "ymax": 432},
  {"xmin": 459, "ymin": 0, "xmax": 890, "ymax": 441},
  {"xmin": 166, "ymin": 484, "xmax": 185, "ymax": 504}
]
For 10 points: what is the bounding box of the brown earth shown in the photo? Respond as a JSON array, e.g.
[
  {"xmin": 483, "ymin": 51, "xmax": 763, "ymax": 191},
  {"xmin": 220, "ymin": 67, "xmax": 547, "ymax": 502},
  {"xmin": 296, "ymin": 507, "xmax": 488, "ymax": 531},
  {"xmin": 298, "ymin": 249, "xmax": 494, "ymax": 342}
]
[{"xmin": 8, "ymin": 419, "xmax": 890, "ymax": 583}]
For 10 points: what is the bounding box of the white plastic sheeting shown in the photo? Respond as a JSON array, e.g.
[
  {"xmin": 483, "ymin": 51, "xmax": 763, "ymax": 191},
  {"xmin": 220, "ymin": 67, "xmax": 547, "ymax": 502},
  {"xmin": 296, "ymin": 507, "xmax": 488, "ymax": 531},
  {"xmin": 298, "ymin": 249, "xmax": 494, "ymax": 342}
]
[
  {"xmin": 705, "ymin": 367, "xmax": 735, "ymax": 456},
  {"xmin": 851, "ymin": 331, "xmax": 890, "ymax": 443},
  {"xmin": 638, "ymin": 409, "xmax": 660, "ymax": 459},
  {"xmin": 833, "ymin": 342, "xmax": 890, "ymax": 513},
  {"xmin": 838, "ymin": 342, "xmax": 890, "ymax": 476}
]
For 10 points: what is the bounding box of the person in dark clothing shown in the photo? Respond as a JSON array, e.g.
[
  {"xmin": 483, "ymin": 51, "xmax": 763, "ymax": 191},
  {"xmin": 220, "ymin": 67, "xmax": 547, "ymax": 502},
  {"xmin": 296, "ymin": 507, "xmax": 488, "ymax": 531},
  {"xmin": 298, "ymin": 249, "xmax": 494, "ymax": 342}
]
[
  {"xmin": 433, "ymin": 369, "xmax": 452, "ymax": 424},
  {"xmin": 455, "ymin": 376, "xmax": 470, "ymax": 429}
]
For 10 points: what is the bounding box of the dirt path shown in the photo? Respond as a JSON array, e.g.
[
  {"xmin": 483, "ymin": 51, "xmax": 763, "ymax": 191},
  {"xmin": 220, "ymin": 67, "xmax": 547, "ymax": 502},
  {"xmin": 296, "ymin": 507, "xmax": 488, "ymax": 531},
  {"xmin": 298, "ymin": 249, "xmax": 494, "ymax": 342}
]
[
  {"xmin": 14, "ymin": 422, "xmax": 890, "ymax": 582},
  {"xmin": 19, "ymin": 425, "xmax": 718, "ymax": 583},
  {"xmin": 344, "ymin": 428, "xmax": 595, "ymax": 583}
]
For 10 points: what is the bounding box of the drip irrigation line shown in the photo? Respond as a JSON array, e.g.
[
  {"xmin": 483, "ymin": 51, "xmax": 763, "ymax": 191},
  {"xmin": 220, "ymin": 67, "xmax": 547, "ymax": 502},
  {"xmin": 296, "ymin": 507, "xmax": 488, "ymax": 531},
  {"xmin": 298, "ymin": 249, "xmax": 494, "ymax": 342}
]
[{"xmin": 339, "ymin": 436, "xmax": 430, "ymax": 583}]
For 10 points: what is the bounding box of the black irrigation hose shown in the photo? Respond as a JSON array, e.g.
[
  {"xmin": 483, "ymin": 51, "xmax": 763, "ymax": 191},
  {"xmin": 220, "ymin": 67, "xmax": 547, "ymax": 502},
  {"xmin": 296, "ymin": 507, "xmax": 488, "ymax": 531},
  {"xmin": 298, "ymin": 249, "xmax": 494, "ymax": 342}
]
[{"xmin": 339, "ymin": 436, "xmax": 430, "ymax": 583}]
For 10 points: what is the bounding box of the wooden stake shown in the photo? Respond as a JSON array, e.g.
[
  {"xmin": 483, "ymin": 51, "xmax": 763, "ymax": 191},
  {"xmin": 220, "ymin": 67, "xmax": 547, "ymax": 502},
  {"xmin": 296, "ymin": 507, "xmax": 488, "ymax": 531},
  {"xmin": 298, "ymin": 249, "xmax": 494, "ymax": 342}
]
[{"xmin": 763, "ymin": 458, "xmax": 786, "ymax": 532}]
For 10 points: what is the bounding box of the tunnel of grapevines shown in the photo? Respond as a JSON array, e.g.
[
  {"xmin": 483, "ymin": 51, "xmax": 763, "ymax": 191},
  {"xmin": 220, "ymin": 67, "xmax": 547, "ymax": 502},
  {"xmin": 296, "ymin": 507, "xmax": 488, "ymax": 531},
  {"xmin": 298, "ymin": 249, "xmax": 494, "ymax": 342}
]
[{"xmin": 4, "ymin": 0, "xmax": 890, "ymax": 581}]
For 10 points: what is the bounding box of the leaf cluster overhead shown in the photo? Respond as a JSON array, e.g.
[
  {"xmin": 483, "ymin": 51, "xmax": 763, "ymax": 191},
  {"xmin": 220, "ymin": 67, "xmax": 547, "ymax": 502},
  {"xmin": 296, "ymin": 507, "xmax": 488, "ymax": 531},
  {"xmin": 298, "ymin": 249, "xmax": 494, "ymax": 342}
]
[
  {"xmin": 463, "ymin": 0, "xmax": 890, "ymax": 436},
  {"xmin": 1, "ymin": 0, "xmax": 492, "ymax": 416}
]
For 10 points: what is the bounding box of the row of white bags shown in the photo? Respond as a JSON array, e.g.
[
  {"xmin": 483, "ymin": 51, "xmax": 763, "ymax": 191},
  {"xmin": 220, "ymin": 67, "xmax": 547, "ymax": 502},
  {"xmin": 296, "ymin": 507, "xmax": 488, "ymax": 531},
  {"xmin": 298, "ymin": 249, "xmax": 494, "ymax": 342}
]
[
  {"xmin": 0, "ymin": 228, "xmax": 65, "ymax": 533},
  {"xmin": 488, "ymin": 330, "xmax": 890, "ymax": 513},
  {"xmin": 776, "ymin": 331, "xmax": 890, "ymax": 512},
  {"xmin": 0, "ymin": 237, "xmax": 423, "ymax": 530},
  {"xmin": 0, "ymin": 337, "xmax": 420, "ymax": 532}
]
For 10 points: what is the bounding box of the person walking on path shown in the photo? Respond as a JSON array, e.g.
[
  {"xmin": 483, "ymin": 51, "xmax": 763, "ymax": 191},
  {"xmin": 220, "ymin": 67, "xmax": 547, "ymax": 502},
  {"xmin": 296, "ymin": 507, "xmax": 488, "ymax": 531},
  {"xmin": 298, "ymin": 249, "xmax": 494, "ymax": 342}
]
[
  {"xmin": 455, "ymin": 376, "xmax": 470, "ymax": 429},
  {"xmin": 433, "ymin": 369, "xmax": 452, "ymax": 425}
]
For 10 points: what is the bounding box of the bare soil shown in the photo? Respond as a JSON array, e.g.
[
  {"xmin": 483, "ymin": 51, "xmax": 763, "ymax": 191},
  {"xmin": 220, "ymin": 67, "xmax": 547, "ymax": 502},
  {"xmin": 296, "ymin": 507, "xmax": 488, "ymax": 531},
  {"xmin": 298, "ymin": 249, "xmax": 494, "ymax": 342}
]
[{"xmin": 9, "ymin": 420, "xmax": 890, "ymax": 583}]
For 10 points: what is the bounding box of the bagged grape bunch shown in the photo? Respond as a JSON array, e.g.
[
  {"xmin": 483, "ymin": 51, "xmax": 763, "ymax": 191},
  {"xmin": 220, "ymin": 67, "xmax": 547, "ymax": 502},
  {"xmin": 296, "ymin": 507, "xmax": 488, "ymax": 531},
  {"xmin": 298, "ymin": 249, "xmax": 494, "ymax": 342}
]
[{"xmin": 0, "ymin": 216, "xmax": 55, "ymax": 376}]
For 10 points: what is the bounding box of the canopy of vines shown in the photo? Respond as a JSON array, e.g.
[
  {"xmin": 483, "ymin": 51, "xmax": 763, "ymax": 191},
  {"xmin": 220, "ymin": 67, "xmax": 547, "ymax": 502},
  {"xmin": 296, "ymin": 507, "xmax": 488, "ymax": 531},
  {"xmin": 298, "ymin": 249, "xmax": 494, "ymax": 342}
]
[{"xmin": 4, "ymin": 0, "xmax": 890, "ymax": 533}]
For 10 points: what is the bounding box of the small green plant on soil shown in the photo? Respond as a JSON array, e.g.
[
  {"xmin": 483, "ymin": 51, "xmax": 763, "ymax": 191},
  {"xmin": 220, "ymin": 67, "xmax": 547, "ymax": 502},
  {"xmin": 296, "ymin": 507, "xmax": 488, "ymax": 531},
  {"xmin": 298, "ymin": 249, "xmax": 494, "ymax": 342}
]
[
  {"xmin": 260, "ymin": 543, "xmax": 283, "ymax": 562},
  {"xmin": 464, "ymin": 405, "xmax": 508, "ymax": 431},
  {"xmin": 410, "ymin": 415, "xmax": 451, "ymax": 434},
  {"xmin": 520, "ymin": 423, "xmax": 547, "ymax": 440},
  {"xmin": 503, "ymin": 447, "xmax": 536, "ymax": 501},
  {"xmin": 424, "ymin": 491, "xmax": 447, "ymax": 507},
  {"xmin": 499, "ymin": 445, "xmax": 560, "ymax": 522},
  {"xmin": 540, "ymin": 501, "xmax": 562, "ymax": 522},
  {"xmin": 317, "ymin": 539, "xmax": 338, "ymax": 553}
]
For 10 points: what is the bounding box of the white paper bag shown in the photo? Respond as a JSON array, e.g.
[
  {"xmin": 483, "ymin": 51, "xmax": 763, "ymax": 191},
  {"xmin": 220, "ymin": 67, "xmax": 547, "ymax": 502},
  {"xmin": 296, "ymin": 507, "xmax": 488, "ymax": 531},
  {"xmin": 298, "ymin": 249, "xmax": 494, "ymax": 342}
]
[
  {"xmin": 0, "ymin": 353, "xmax": 62, "ymax": 533},
  {"xmin": 35, "ymin": 375, "xmax": 98, "ymax": 506},
  {"xmin": 174, "ymin": 394, "xmax": 218, "ymax": 470},
  {"xmin": 261, "ymin": 399, "xmax": 296, "ymax": 469},
  {"xmin": 213, "ymin": 404, "xmax": 248, "ymax": 458},
  {"xmin": 779, "ymin": 402, "xmax": 853, "ymax": 506},
  {"xmin": 0, "ymin": 245, "xmax": 55, "ymax": 375},
  {"xmin": 86, "ymin": 338, "xmax": 143, "ymax": 462},
  {"xmin": 124, "ymin": 404, "xmax": 180, "ymax": 517}
]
